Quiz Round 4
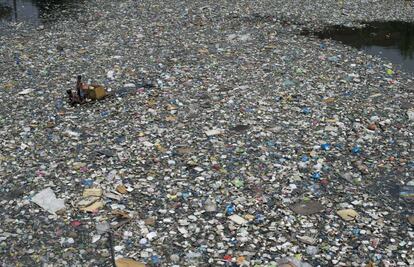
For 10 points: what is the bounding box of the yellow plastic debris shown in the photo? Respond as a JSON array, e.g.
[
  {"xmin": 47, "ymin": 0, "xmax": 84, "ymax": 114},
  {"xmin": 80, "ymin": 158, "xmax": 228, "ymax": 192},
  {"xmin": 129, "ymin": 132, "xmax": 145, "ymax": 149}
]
[
  {"xmin": 115, "ymin": 258, "xmax": 146, "ymax": 267},
  {"xmin": 80, "ymin": 201, "xmax": 104, "ymax": 212},
  {"xmin": 83, "ymin": 188, "xmax": 103, "ymax": 197},
  {"xmin": 337, "ymin": 209, "xmax": 359, "ymax": 221},
  {"xmin": 87, "ymin": 85, "xmax": 107, "ymax": 100},
  {"xmin": 116, "ymin": 184, "xmax": 128, "ymax": 194}
]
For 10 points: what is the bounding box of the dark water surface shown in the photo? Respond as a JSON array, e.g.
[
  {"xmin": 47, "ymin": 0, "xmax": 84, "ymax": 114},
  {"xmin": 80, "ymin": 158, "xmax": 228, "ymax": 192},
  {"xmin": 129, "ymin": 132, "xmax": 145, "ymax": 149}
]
[
  {"xmin": 308, "ymin": 21, "xmax": 414, "ymax": 73},
  {"xmin": 0, "ymin": 0, "xmax": 84, "ymax": 25}
]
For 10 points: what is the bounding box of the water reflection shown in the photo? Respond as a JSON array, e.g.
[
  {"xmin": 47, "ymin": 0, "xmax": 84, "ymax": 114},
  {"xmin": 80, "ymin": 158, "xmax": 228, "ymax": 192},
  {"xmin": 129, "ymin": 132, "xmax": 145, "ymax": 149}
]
[
  {"xmin": 0, "ymin": 0, "xmax": 83, "ymax": 25},
  {"xmin": 0, "ymin": 3, "xmax": 13, "ymax": 21},
  {"xmin": 308, "ymin": 21, "xmax": 414, "ymax": 73}
]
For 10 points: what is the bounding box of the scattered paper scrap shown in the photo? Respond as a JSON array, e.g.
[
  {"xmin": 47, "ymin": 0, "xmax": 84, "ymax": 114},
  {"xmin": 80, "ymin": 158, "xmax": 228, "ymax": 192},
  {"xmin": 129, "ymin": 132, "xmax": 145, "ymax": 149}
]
[
  {"xmin": 228, "ymin": 214, "xmax": 247, "ymax": 225},
  {"xmin": 205, "ymin": 129, "xmax": 224, "ymax": 136}
]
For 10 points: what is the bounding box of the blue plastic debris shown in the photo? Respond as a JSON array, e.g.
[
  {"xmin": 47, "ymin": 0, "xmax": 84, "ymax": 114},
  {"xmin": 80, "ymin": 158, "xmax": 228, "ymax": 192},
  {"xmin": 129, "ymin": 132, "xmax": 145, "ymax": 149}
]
[
  {"xmin": 311, "ymin": 172, "xmax": 321, "ymax": 181},
  {"xmin": 321, "ymin": 143, "xmax": 331, "ymax": 151},
  {"xmin": 302, "ymin": 107, "xmax": 311, "ymax": 114},
  {"xmin": 81, "ymin": 179, "xmax": 94, "ymax": 187},
  {"xmin": 352, "ymin": 146, "xmax": 361, "ymax": 154},
  {"xmin": 226, "ymin": 204, "xmax": 235, "ymax": 215}
]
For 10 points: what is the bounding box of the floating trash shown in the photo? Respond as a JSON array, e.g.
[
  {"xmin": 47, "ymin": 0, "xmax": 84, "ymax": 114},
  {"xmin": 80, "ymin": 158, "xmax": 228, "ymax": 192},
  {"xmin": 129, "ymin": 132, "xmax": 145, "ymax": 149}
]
[
  {"xmin": 1, "ymin": 1, "xmax": 413, "ymax": 266},
  {"xmin": 291, "ymin": 201, "xmax": 325, "ymax": 215},
  {"xmin": 67, "ymin": 75, "xmax": 107, "ymax": 105}
]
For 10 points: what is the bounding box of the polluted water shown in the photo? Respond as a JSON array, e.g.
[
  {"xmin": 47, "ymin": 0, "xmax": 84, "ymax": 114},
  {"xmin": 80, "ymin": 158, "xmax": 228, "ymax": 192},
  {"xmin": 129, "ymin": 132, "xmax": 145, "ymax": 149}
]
[
  {"xmin": 306, "ymin": 21, "xmax": 414, "ymax": 73},
  {"xmin": 0, "ymin": 0, "xmax": 85, "ymax": 25},
  {"xmin": 1, "ymin": 0, "xmax": 414, "ymax": 266}
]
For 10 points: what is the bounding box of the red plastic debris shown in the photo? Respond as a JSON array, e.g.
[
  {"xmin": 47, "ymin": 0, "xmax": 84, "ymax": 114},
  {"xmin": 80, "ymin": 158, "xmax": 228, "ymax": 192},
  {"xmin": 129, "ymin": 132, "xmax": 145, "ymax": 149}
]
[
  {"xmin": 70, "ymin": 220, "xmax": 81, "ymax": 228},
  {"xmin": 223, "ymin": 255, "xmax": 232, "ymax": 262}
]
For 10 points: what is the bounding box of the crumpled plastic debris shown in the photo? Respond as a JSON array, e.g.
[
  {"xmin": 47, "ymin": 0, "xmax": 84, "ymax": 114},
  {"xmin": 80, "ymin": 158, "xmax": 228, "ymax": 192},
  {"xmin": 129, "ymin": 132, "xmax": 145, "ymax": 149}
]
[
  {"xmin": 17, "ymin": 88, "xmax": 35, "ymax": 95},
  {"xmin": 31, "ymin": 188, "xmax": 65, "ymax": 214},
  {"xmin": 277, "ymin": 257, "xmax": 313, "ymax": 267}
]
